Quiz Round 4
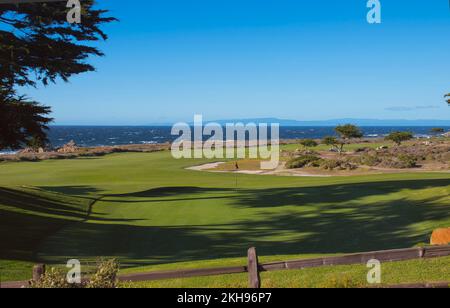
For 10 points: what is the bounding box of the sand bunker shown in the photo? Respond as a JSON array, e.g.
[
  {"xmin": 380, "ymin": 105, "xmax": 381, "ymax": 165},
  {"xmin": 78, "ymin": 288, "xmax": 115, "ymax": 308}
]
[{"xmin": 187, "ymin": 162, "xmax": 225, "ymax": 171}]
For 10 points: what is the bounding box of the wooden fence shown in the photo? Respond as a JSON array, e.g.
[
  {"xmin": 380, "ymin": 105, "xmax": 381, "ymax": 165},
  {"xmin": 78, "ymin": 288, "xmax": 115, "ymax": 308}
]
[{"xmin": 1, "ymin": 245, "xmax": 449, "ymax": 288}]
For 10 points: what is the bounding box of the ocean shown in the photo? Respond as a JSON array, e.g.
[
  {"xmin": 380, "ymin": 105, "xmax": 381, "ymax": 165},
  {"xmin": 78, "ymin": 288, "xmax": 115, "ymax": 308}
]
[{"xmin": 45, "ymin": 126, "xmax": 450, "ymax": 148}]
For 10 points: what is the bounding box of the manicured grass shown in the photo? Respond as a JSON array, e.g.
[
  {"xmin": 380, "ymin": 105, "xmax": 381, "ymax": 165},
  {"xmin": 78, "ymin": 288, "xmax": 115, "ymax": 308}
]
[
  {"xmin": 0, "ymin": 150, "xmax": 449, "ymax": 284},
  {"xmin": 123, "ymin": 256, "xmax": 450, "ymax": 288}
]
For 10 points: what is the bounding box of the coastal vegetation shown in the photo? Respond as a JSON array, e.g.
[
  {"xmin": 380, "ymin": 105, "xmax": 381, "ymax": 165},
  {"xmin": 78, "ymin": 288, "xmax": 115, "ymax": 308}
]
[
  {"xmin": 385, "ymin": 132, "xmax": 414, "ymax": 146},
  {"xmin": 298, "ymin": 139, "xmax": 318, "ymax": 150}
]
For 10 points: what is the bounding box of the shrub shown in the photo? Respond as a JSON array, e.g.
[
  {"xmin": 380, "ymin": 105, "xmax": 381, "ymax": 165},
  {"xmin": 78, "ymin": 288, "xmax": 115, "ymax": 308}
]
[
  {"xmin": 299, "ymin": 139, "xmax": 318, "ymax": 149},
  {"xmin": 397, "ymin": 154, "xmax": 418, "ymax": 168},
  {"xmin": 359, "ymin": 154, "xmax": 381, "ymax": 166},
  {"xmin": 286, "ymin": 155, "xmax": 321, "ymax": 169},
  {"xmin": 320, "ymin": 159, "xmax": 341, "ymax": 170},
  {"xmin": 30, "ymin": 259, "xmax": 119, "ymax": 289},
  {"xmin": 380, "ymin": 154, "xmax": 418, "ymax": 169},
  {"xmin": 29, "ymin": 268, "xmax": 78, "ymax": 289},
  {"xmin": 86, "ymin": 259, "xmax": 120, "ymax": 288},
  {"xmin": 320, "ymin": 159, "xmax": 357, "ymax": 171}
]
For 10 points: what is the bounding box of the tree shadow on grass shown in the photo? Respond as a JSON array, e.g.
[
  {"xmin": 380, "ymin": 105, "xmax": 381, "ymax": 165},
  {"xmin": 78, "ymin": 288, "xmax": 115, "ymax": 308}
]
[
  {"xmin": 34, "ymin": 179, "xmax": 450, "ymax": 268},
  {"xmin": 0, "ymin": 187, "xmax": 92, "ymax": 219},
  {"xmin": 235, "ymin": 179, "xmax": 450, "ymax": 208},
  {"xmin": 105, "ymin": 186, "xmax": 232, "ymax": 198},
  {"xmin": 101, "ymin": 186, "xmax": 235, "ymax": 204},
  {"xmin": 0, "ymin": 187, "xmax": 144, "ymax": 263},
  {"xmin": 37, "ymin": 185, "xmax": 104, "ymax": 198}
]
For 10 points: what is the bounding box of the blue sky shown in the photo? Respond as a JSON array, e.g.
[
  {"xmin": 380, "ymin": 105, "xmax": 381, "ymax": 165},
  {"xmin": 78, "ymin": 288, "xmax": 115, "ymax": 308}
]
[{"xmin": 23, "ymin": 0, "xmax": 450, "ymax": 125}]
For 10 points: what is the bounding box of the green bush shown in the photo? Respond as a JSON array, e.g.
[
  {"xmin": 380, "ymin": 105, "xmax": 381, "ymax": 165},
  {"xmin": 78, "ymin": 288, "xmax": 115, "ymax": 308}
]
[
  {"xmin": 397, "ymin": 154, "xmax": 418, "ymax": 168},
  {"xmin": 320, "ymin": 159, "xmax": 357, "ymax": 171},
  {"xmin": 87, "ymin": 259, "xmax": 120, "ymax": 288},
  {"xmin": 359, "ymin": 154, "xmax": 380, "ymax": 166},
  {"xmin": 299, "ymin": 139, "xmax": 318, "ymax": 148},
  {"xmin": 286, "ymin": 155, "xmax": 321, "ymax": 169},
  {"xmin": 320, "ymin": 159, "xmax": 341, "ymax": 170},
  {"xmin": 29, "ymin": 267, "xmax": 78, "ymax": 288},
  {"xmin": 30, "ymin": 259, "xmax": 119, "ymax": 289},
  {"xmin": 380, "ymin": 154, "xmax": 418, "ymax": 169}
]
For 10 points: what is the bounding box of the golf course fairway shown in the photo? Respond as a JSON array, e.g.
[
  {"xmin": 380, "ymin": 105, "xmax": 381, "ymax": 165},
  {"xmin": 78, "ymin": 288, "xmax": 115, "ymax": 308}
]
[{"xmin": 1, "ymin": 150, "xmax": 449, "ymax": 283}]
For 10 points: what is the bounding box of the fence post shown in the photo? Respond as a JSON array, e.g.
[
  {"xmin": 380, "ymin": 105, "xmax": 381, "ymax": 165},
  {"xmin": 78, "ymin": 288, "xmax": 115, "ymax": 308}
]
[
  {"xmin": 247, "ymin": 247, "xmax": 261, "ymax": 288},
  {"xmin": 33, "ymin": 264, "xmax": 46, "ymax": 282}
]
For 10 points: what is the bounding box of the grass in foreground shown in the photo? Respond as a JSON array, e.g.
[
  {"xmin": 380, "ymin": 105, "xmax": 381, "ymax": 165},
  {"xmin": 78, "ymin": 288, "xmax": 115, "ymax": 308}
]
[
  {"xmin": 0, "ymin": 150, "xmax": 449, "ymax": 283},
  {"xmin": 123, "ymin": 256, "xmax": 450, "ymax": 288}
]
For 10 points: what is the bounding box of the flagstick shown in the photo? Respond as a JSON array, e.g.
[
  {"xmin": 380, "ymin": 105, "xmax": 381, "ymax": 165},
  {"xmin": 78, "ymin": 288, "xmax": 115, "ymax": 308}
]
[{"xmin": 235, "ymin": 160, "xmax": 239, "ymax": 191}]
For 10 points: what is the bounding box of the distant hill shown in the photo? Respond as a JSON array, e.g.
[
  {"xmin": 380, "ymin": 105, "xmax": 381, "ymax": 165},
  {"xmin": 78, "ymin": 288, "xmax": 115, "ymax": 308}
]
[{"xmin": 196, "ymin": 118, "xmax": 450, "ymax": 127}]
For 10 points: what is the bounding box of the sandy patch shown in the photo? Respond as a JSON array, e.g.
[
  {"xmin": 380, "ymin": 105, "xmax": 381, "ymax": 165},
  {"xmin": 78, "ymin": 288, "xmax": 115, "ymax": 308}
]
[
  {"xmin": 187, "ymin": 159, "xmax": 449, "ymax": 177},
  {"xmin": 187, "ymin": 162, "xmax": 225, "ymax": 171}
]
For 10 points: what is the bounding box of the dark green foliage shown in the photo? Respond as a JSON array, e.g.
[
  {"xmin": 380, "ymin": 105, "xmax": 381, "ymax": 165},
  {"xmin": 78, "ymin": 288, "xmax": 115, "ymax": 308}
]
[
  {"xmin": 397, "ymin": 154, "xmax": 418, "ymax": 168},
  {"xmin": 299, "ymin": 139, "xmax": 318, "ymax": 149},
  {"xmin": 319, "ymin": 159, "xmax": 341, "ymax": 170},
  {"xmin": 0, "ymin": 1, "xmax": 116, "ymax": 90},
  {"xmin": 385, "ymin": 132, "xmax": 414, "ymax": 146},
  {"xmin": 286, "ymin": 155, "xmax": 321, "ymax": 169},
  {"xmin": 358, "ymin": 153, "xmax": 381, "ymax": 166},
  {"xmin": 0, "ymin": 92, "xmax": 53, "ymax": 150},
  {"xmin": 335, "ymin": 124, "xmax": 363, "ymax": 140},
  {"xmin": 322, "ymin": 136, "xmax": 338, "ymax": 146},
  {"xmin": 319, "ymin": 159, "xmax": 357, "ymax": 171},
  {"xmin": 0, "ymin": 1, "xmax": 115, "ymax": 149}
]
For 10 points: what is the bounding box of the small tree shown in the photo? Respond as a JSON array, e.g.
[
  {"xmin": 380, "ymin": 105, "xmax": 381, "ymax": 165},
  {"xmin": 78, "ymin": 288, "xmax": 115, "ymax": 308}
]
[
  {"xmin": 385, "ymin": 132, "xmax": 414, "ymax": 146},
  {"xmin": 322, "ymin": 136, "xmax": 345, "ymax": 153},
  {"xmin": 334, "ymin": 124, "xmax": 363, "ymax": 153},
  {"xmin": 299, "ymin": 139, "xmax": 318, "ymax": 150},
  {"xmin": 335, "ymin": 124, "xmax": 363, "ymax": 140}
]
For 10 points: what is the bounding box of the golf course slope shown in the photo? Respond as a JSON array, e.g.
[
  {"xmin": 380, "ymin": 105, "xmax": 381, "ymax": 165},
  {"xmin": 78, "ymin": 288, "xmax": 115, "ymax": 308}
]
[{"xmin": 1, "ymin": 150, "xmax": 449, "ymax": 285}]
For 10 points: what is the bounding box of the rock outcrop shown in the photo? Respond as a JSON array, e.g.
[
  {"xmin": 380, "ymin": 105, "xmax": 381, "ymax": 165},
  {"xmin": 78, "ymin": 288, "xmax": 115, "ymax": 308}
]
[{"xmin": 57, "ymin": 140, "xmax": 79, "ymax": 153}]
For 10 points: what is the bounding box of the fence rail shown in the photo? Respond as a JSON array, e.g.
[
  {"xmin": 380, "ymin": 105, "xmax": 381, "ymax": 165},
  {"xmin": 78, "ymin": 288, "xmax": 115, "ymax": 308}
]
[{"xmin": 1, "ymin": 245, "xmax": 449, "ymax": 288}]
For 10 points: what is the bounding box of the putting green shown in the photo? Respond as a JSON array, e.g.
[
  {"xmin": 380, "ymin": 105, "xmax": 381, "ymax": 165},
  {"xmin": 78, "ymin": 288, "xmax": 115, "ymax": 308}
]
[{"xmin": 1, "ymin": 150, "xmax": 449, "ymax": 281}]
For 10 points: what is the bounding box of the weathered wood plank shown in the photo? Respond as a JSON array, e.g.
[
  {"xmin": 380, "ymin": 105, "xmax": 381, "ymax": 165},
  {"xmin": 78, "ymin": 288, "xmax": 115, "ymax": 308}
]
[
  {"xmin": 0, "ymin": 280, "xmax": 29, "ymax": 289},
  {"xmin": 261, "ymin": 246, "xmax": 450, "ymax": 272},
  {"xmin": 32, "ymin": 264, "xmax": 45, "ymax": 282},
  {"xmin": 424, "ymin": 245, "xmax": 450, "ymax": 258},
  {"xmin": 118, "ymin": 265, "xmax": 247, "ymax": 282},
  {"xmin": 247, "ymin": 247, "xmax": 261, "ymax": 288}
]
